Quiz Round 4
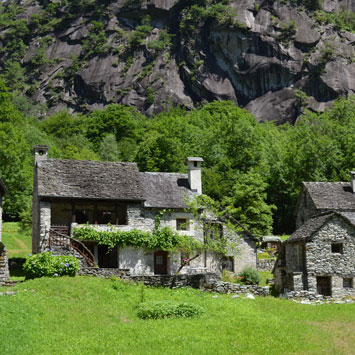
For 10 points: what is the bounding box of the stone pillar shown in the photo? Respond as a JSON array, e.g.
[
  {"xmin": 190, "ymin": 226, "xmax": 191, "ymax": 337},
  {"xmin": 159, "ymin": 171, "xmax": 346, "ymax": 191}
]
[
  {"xmin": 292, "ymin": 272, "xmax": 304, "ymax": 291},
  {"xmin": 39, "ymin": 201, "xmax": 51, "ymax": 252},
  {"xmin": 0, "ymin": 242, "xmax": 9, "ymax": 284},
  {"xmin": 0, "ymin": 194, "xmax": 2, "ymax": 242}
]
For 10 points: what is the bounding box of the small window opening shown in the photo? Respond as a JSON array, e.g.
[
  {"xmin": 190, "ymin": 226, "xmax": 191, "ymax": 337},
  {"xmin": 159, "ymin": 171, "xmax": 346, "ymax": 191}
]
[
  {"xmin": 331, "ymin": 243, "xmax": 343, "ymax": 254},
  {"xmin": 176, "ymin": 218, "xmax": 189, "ymax": 231},
  {"xmin": 39, "ymin": 150, "xmax": 44, "ymax": 156},
  {"xmin": 343, "ymin": 278, "xmax": 353, "ymax": 288},
  {"xmin": 194, "ymin": 161, "xmax": 198, "ymax": 167}
]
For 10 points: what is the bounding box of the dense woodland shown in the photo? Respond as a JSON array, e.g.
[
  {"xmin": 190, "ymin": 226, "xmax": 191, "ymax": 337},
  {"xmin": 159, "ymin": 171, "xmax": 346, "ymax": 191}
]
[{"xmin": 2, "ymin": 76, "xmax": 355, "ymax": 236}]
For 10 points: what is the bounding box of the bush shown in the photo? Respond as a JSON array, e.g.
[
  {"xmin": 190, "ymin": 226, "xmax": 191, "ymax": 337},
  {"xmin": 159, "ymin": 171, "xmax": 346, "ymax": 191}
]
[
  {"xmin": 23, "ymin": 252, "xmax": 80, "ymax": 279},
  {"xmin": 236, "ymin": 266, "xmax": 261, "ymax": 285},
  {"xmin": 221, "ymin": 269, "xmax": 235, "ymax": 283},
  {"xmin": 137, "ymin": 301, "xmax": 204, "ymax": 319}
]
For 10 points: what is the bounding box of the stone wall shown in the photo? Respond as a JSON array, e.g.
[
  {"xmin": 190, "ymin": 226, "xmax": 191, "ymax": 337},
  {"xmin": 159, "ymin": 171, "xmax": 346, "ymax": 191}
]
[
  {"xmin": 306, "ymin": 216, "xmax": 355, "ymax": 298},
  {"xmin": 295, "ymin": 188, "xmax": 318, "ymax": 228},
  {"xmin": 0, "ymin": 242, "xmax": 10, "ymax": 284},
  {"xmin": 72, "ymin": 205, "xmax": 257, "ymax": 276},
  {"xmin": 0, "ymin": 194, "xmax": 2, "ymax": 242},
  {"xmin": 203, "ymin": 280, "xmax": 270, "ymax": 297},
  {"xmin": 39, "ymin": 201, "xmax": 51, "ymax": 251},
  {"xmin": 256, "ymin": 259, "xmax": 275, "ymax": 271}
]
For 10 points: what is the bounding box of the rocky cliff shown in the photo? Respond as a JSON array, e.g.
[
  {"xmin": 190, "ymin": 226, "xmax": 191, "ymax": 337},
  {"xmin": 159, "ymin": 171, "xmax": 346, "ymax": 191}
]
[{"xmin": 1, "ymin": 0, "xmax": 355, "ymax": 123}]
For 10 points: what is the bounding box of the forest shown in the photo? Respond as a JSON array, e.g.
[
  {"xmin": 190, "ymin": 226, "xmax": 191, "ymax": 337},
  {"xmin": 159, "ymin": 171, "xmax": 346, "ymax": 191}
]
[{"xmin": 1, "ymin": 78, "xmax": 355, "ymax": 236}]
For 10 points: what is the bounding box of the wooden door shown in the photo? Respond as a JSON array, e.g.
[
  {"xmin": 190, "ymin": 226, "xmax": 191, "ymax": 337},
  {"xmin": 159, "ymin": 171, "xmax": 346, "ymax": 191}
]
[
  {"xmin": 317, "ymin": 276, "xmax": 331, "ymax": 296},
  {"xmin": 154, "ymin": 251, "xmax": 168, "ymax": 275}
]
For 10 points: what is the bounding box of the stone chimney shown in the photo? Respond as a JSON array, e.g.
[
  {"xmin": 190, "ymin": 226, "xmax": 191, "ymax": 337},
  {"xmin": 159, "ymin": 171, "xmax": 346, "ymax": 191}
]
[
  {"xmin": 34, "ymin": 145, "xmax": 49, "ymax": 164},
  {"xmin": 185, "ymin": 157, "xmax": 203, "ymax": 195},
  {"xmin": 350, "ymin": 171, "xmax": 355, "ymax": 193}
]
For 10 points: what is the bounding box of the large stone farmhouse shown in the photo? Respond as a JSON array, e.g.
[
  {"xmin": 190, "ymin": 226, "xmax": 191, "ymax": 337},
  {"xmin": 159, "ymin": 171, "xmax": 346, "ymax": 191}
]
[
  {"xmin": 274, "ymin": 174, "xmax": 355, "ymax": 297},
  {"xmin": 32, "ymin": 145, "xmax": 257, "ymax": 276},
  {"xmin": 0, "ymin": 178, "xmax": 9, "ymax": 284}
]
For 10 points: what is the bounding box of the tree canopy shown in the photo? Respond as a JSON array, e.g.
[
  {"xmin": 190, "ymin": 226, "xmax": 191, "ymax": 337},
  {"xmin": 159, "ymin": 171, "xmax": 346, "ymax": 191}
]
[{"xmin": 1, "ymin": 77, "xmax": 355, "ymax": 236}]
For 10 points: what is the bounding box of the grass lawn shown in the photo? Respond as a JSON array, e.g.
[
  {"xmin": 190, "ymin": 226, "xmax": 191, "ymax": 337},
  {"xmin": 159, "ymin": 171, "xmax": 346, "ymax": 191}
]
[
  {"xmin": 0, "ymin": 277, "xmax": 354, "ymax": 355},
  {"xmin": 2, "ymin": 222, "xmax": 31, "ymax": 258}
]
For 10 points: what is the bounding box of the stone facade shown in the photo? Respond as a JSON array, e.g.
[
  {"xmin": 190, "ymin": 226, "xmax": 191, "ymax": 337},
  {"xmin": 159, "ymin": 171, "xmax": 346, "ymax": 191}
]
[
  {"xmin": 274, "ymin": 213, "xmax": 355, "ymax": 298},
  {"xmin": 0, "ymin": 242, "xmax": 9, "ymax": 285},
  {"xmin": 32, "ymin": 147, "xmax": 257, "ymax": 277},
  {"xmin": 72, "ymin": 205, "xmax": 257, "ymax": 276},
  {"xmin": 256, "ymin": 259, "xmax": 276, "ymax": 271},
  {"xmin": 0, "ymin": 183, "xmax": 10, "ymax": 285}
]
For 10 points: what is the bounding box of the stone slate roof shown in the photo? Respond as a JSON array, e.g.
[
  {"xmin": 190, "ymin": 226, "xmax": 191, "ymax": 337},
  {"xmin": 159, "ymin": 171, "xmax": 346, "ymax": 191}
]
[
  {"xmin": 0, "ymin": 178, "xmax": 6, "ymax": 196},
  {"xmin": 37, "ymin": 159, "xmax": 145, "ymax": 201},
  {"xmin": 303, "ymin": 182, "xmax": 355, "ymax": 210},
  {"xmin": 141, "ymin": 172, "xmax": 193, "ymax": 208},
  {"xmin": 287, "ymin": 211, "xmax": 355, "ymax": 243}
]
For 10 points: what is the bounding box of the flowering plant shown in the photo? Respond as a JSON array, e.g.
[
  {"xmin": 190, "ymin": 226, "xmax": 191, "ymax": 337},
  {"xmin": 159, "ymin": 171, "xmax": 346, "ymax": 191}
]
[{"xmin": 23, "ymin": 252, "xmax": 80, "ymax": 279}]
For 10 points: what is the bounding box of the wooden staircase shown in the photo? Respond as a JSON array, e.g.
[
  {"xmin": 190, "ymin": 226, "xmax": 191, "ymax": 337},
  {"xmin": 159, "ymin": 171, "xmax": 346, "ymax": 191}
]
[{"xmin": 48, "ymin": 228, "xmax": 97, "ymax": 267}]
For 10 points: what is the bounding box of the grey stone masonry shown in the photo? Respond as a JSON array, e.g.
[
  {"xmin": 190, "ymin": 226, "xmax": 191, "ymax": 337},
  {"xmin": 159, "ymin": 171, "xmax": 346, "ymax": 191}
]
[
  {"xmin": 306, "ymin": 216, "xmax": 355, "ymax": 297},
  {"xmin": 256, "ymin": 259, "xmax": 276, "ymax": 271},
  {"xmin": 0, "ymin": 242, "xmax": 10, "ymax": 285},
  {"xmin": 274, "ymin": 212, "xmax": 355, "ymax": 298},
  {"xmin": 39, "ymin": 201, "xmax": 51, "ymax": 252},
  {"xmin": 203, "ymin": 280, "xmax": 270, "ymax": 297}
]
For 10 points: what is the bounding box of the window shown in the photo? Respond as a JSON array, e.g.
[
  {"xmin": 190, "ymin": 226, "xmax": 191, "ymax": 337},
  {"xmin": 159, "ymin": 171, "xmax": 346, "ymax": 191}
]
[
  {"xmin": 343, "ymin": 278, "xmax": 353, "ymax": 288},
  {"xmin": 331, "ymin": 243, "xmax": 343, "ymax": 254},
  {"xmin": 176, "ymin": 218, "xmax": 189, "ymax": 231}
]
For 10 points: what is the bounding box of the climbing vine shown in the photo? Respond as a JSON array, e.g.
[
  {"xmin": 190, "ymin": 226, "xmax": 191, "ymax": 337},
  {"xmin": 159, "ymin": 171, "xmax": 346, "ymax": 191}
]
[{"xmin": 73, "ymin": 225, "xmax": 204, "ymax": 253}]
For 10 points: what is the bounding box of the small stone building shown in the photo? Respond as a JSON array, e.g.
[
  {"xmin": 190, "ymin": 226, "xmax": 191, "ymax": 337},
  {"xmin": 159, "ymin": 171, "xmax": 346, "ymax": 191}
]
[
  {"xmin": 32, "ymin": 145, "xmax": 257, "ymax": 276},
  {"xmin": 274, "ymin": 211, "xmax": 355, "ymax": 297},
  {"xmin": 0, "ymin": 178, "xmax": 9, "ymax": 284},
  {"xmin": 295, "ymin": 172, "xmax": 355, "ymax": 228}
]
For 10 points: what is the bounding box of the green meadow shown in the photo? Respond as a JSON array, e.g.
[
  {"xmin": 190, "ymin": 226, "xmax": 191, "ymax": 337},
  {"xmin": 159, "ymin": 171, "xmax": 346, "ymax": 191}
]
[{"xmin": 0, "ymin": 276, "xmax": 354, "ymax": 355}]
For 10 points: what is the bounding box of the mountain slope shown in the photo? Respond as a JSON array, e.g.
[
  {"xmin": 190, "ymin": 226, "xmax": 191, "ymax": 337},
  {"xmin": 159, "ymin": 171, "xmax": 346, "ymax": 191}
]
[{"xmin": 1, "ymin": 0, "xmax": 355, "ymax": 123}]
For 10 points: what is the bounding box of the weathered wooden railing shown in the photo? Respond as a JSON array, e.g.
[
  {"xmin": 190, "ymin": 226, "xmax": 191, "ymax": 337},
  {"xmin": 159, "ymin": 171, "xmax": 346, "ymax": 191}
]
[{"xmin": 49, "ymin": 228, "xmax": 97, "ymax": 267}]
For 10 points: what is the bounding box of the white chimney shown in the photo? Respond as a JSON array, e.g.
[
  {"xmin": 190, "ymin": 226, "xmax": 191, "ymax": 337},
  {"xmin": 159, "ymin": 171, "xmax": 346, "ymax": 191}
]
[
  {"xmin": 185, "ymin": 157, "xmax": 203, "ymax": 195},
  {"xmin": 350, "ymin": 171, "xmax": 355, "ymax": 193},
  {"xmin": 34, "ymin": 145, "xmax": 49, "ymax": 164}
]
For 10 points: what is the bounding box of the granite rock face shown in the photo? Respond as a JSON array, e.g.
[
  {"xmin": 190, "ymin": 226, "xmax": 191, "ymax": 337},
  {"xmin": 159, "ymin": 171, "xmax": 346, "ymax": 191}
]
[{"xmin": 2, "ymin": 0, "xmax": 355, "ymax": 123}]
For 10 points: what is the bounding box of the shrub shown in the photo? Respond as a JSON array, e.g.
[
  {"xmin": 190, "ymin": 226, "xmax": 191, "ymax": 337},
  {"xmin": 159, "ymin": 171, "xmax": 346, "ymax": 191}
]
[
  {"xmin": 137, "ymin": 301, "xmax": 204, "ymax": 319},
  {"xmin": 23, "ymin": 252, "xmax": 80, "ymax": 279},
  {"xmin": 222, "ymin": 269, "xmax": 235, "ymax": 283},
  {"xmin": 237, "ymin": 266, "xmax": 261, "ymax": 285}
]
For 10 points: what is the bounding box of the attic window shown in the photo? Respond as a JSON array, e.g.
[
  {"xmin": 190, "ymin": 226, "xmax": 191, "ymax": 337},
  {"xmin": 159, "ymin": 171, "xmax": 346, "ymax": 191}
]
[
  {"xmin": 176, "ymin": 218, "xmax": 189, "ymax": 231},
  {"xmin": 331, "ymin": 243, "xmax": 343, "ymax": 254},
  {"xmin": 343, "ymin": 278, "xmax": 353, "ymax": 288}
]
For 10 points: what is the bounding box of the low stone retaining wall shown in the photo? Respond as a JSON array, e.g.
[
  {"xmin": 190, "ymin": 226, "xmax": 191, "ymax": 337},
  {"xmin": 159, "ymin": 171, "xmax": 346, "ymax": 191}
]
[
  {"xmin": 256, "ymin": 259, "xmax": 275, "ymax": 271},
  {"xmin": 0, "ymin": 242, "xmax": 10, "ymax": 286},
  {"xmin": 79, "ymin": 268, "xmax": 270, "ymax": 296},
  {"xmin": 127, "ymin": 273, "xmax": 219, "ymax": 288},
  {"xmin": 203, "ymin": 280, "xmax": 270, "ymax": 297},
  {"xmin": 79, "ymin": 268, "xmax": 219, "ymax": 288},
  {"xmin": 79, "ymin": 267, "xmax": 130, "ymax": 278},
  {"xmin": 283, "ymin": 290, "xmax": 355, "ymax": 304}
]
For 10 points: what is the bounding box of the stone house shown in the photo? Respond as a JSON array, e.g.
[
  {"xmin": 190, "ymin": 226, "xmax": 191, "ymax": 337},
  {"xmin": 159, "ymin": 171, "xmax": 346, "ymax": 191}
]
[
  {"xmin": 295, "ymin": 172, "xmax": 355, "ymax": 228},
  {"xmin": 0, "ymin": 178, "xmax": 10, "ymax": 284},
  {"xmin": 274, "ymin": 211, "xmax": 355, "ymax": 298},
  {"xmin": 32, "ymin": 145, "xmax": 257, "ymax": 276}
]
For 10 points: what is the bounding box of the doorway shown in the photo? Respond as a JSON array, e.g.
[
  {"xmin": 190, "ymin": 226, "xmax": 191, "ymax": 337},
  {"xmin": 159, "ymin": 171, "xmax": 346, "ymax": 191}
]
[
  {"xmin": 154, "ymin": 251, "xmax": 168, "ymax": 275},
  {"xmin": 316, "ymin": 276, "xmax": 331, "ymax": 296}
]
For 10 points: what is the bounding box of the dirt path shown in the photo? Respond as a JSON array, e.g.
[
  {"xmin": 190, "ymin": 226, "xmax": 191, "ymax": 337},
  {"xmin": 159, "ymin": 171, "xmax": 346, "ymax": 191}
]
[{"xmin": 14, "ymin": 237, "xmax": 29, "ymax": 250}]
